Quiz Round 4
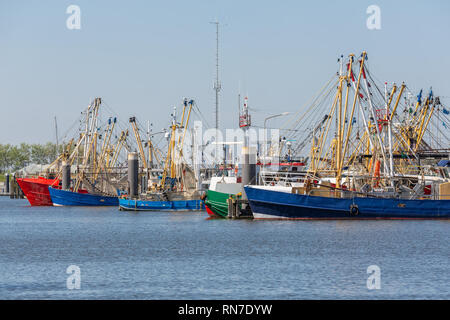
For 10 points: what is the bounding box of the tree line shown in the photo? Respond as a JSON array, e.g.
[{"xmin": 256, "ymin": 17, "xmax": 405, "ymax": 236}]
[{"xmin": 0, "ymin": 143, "xmax": 61, "ymax": 173}]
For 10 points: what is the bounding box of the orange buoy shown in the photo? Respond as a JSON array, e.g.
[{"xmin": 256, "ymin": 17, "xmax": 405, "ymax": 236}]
[{"xmin": 373, "ymin": 160, "xmax": 381, "ymax": 187}]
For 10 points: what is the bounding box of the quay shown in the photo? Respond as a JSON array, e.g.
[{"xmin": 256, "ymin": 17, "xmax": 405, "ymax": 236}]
[
  {"xmin": 0, "ymin": 174, "xmax": 24, "ymax": 198},
  {"xmin": 227, "ymin": 197, "xmax": 253, "ymax": 219}
]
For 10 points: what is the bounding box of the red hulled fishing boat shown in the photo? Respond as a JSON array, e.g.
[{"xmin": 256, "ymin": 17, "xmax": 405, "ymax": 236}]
[{"xmin": 16, "ymin": 177, "xmax": 59, "ymax": 206}]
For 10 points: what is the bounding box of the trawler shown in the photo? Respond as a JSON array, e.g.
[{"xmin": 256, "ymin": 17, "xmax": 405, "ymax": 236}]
[
  {"xmin": 16, "ymin": 177, "xmax": 60, "ymax": 206},
  {"xmin": 244, "ymin": 52, "xmax": 450, "ymax": 219},
  {"xmin": 119, "ymin": 99, "xmax": 204, "ymax": 211},
  {"xmin": 47, "ymin": 98, "xmax": 131, "ymax": 206}
]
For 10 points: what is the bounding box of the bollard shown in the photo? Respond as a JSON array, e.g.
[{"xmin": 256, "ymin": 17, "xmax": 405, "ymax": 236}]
[
  {"xmin": 232, "ymin": 198, "xmax": 237, "ymax": 219},
  {"xmin": 227, "ymin": 197, "xmax": 233, "ymax": 219},
  {"xmin": 62, "ymin": 161, "xmax": 71, "ymax": 190},
  {"xmin": 128, "ymin": 152, "xmax": 139, "ymax": 199},
  {"xmin": 10, "ymin": 174, "xmax": 15, "ymax": 199},
  {"xmin": 241, "ymin": 146, "xmax": 256, "ymax": 186}
]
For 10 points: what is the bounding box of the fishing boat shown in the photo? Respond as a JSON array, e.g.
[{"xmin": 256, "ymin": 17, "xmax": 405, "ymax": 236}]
[
  {"xmin": 245, "ymin": 184, "xmax": 450, "ymax": 219},
  {"xmin": 204, "ymin": 176, "xmax": 242, "ymax": 218},
  {"xmin": 204, "ymin": 161, "xmax": 307, "ymax": 218},
  {"xmin": 245, "ymin": 52, "xmax": 450, "ymax": 219},
  {"xmin": 15, "ymin": 142, "xmax": 75, "ymax": 206},
  {"xmin": 48, "ymin": 187, "xmax": 118, "ymax": 206},
  {"xmin": 17, "ymin": 98, "xmax": 131, "ymax": 207},
  {"xmin": 119, "ymin": 99, "xmax": 206, "ymax": 212},
  {"xmin": 203, "ymin": 92, "xmax": 311, "ymax": 218},
  {"xmin": 119, "ymin": 197, "xmax": 202, "ymax": 211},
  {"xmin": 204, "ymin": 189, "xmax": 229, "ymax": 217},
  {"xmin": 203, "ymin": 95, "xmax": 310, "ymax": 218},
  {"xmin": 16, "ymin": 177, "xmax": 59, "ymax": 206},
  {"xmin": 48, "ymin": 98, "xmax": 130, "ymax": 206}
]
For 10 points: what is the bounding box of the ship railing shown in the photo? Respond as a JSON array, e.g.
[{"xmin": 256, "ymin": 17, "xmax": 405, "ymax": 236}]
[
  {"xmin": 308, "ymin": 181, "xmax": 447, "ymax": 200},
  {"xmin": 260, "ymin": 171, "xmax": 316, "ymax": 187}
]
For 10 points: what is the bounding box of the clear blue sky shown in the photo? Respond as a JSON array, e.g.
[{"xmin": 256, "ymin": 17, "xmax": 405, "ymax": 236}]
[{"xmin": 1, "ymin": 0, "xmax": 449, "ymax": 144}]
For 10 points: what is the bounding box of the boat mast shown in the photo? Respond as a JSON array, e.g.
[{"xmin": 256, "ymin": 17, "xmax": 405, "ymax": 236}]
[
  {"xmin": 54, "ymin": 116, "xmax": 59, "ymax": 153},
  {"xmin": 335, "ymin": 62, "xmax": 344, "ymax": 188},
  {"xmin": 361, "ymin": 62, "xmax": 389, "ymax": 177},
  {"xmin": 147, "ymin": 121, "xmax": 155, "ymax": 171},
  {"xmin": 83, "ymin": 102, "xmax": 90, "ymax": 161},
  {"xmin": 336, "ymin": 54, "xmax": 354, "ymax": 188},
  {"xmin": 386, "ymin": 82, "xmax": 396, "ymax": 178},
  {"xmin": 336, "ymin": 55, "xmax": 343, "ymax": 141}
]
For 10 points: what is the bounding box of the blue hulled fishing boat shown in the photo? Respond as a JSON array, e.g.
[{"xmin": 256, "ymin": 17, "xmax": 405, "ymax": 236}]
[
  {"xmin": 49, "ymin": 187, "xmax": 118, "ymax": 206},
  {"xmin": 118, "ymin": 198, "xmax": 203, "ymax": 211},
  {"xmin": 119, "ymin": 100, "xmax": 205, "ymax": 212},
  {"xmin": 244, "ymin": 185, "xmax": 450, "ymax": 219},
  {"xmin": 242, "ymin": 52, "xmax": 450, "ymax": 220}
]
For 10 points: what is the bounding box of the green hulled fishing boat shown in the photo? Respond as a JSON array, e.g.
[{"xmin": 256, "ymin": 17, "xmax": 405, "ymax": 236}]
[
  {"xmin": 204, "ymin": 177, "xmax": 243, "ymax": 218},
  {"xmin": 205, "ymin": 189, "xmax": 242, "ymax": 218}
]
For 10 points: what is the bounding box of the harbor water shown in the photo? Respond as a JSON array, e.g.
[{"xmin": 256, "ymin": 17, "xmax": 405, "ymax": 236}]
[{"xmin": 0, "ymin": 197, "xmax": 448, "ymax": 299}]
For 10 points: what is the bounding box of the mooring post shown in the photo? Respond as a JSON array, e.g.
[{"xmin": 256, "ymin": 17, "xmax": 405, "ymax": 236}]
[
  {"xmin": 10, "ymin": 173, "xmax": 15, "ymax": 199},
  {"xmin": 227, "ymin": 196, "xmax": 233, "ymax": 219},
  {"xmin": 241, "ymin": 146, "xmax": 256, "ymax": 190},
  {"xmin": 5, "ymin": 173, "xmax": 9, "ymax": 194},
  {"xmin": 62, "ymin": 161, "xmax": 71, "ymax": 190},
  {"xmin": 241, "ymin": 146, "xmax": 256, "ymax": 214},
  {"xmin": 141, "ymin": 174, "xmax": 147, "ymax": 194},
  {"xmin": 128, "ymin": 152, "xmax": 139, "ymax": 199},
  {"xmin": 232, "ymin": 198, "xmax": 237, "ymax": 219}
]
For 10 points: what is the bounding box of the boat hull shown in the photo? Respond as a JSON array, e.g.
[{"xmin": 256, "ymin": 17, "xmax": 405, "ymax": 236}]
[
  {"xmin": 16, "ymin": 178, "xmax": 59, "ymax": 206},
  {"xmin": 119, "ymin": 198, "xmax": 204, "ymax": 211},
  {"xmin": 244, "ymin": 186, "xmax": 450, "ymax": 219},
  {"xmin": 48, "ymin": 187, "xmax": 118, "ymax": 206},
  {"xmin": 205, "ymin": 189, "xmax": 234, "ymax": 218}
]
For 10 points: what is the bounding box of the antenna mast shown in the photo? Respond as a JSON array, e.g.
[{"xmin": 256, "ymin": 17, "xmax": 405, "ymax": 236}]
[{"xmin": 212, "ymin": 21, "xmax": 221, "ymax": 131}]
